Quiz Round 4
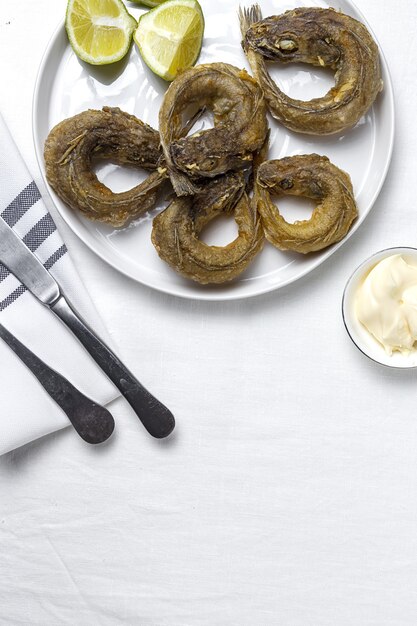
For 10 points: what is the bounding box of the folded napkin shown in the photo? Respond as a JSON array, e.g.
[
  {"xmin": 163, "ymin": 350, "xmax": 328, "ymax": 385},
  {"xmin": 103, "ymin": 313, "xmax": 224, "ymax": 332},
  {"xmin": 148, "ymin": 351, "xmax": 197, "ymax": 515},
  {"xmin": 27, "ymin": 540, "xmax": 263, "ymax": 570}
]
[{"xmin": 0, "ymin": 114, "xmax": 119, "ymax": 456}]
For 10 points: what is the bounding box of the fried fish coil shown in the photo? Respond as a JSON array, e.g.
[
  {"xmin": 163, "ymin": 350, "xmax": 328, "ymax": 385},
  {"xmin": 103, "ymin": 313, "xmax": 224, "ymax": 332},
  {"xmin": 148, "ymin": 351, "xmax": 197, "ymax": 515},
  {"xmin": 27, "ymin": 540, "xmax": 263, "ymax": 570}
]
[
  {"xmin": 159, "ymin": 62, "xmax": 268, "ymax": 196},
  {"xmin": 151, "ymin": 172, "xmax": 264, "ymax": 284},
  {"xmin": 44, "ymin": 107, "xmax": 167, "ymax": 228},
  {"xmin": 240, "ymin": 5, "xmax": 383, "ymax": 135},
  {"xmin": 256, "ymin": 155, "xmax": 358, "ymax": 254}
]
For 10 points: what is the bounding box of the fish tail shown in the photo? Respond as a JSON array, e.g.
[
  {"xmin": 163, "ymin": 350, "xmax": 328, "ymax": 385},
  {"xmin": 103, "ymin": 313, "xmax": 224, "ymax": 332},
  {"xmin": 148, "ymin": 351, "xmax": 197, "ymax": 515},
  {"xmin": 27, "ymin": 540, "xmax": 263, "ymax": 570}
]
[{"xmin": 239, "ymin": 4, "xmax": 263, "ymax": 40}]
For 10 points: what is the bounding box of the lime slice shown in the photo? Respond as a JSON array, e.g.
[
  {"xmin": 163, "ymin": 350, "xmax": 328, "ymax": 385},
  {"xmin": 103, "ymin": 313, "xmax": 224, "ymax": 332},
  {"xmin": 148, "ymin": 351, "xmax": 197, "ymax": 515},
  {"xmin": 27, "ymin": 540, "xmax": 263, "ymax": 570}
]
[
  {"xmin": 66, "ymin": 0, "xmax": 137, "ymax": 65},
  {"xmin": 134, "ymin": 0, "xmax": 204, "ymax": 81}
]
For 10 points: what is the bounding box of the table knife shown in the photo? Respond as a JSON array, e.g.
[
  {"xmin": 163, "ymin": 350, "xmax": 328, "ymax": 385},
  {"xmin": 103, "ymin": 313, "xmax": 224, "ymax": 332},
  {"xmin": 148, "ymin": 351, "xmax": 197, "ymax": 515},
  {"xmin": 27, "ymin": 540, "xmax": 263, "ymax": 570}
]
[
  {"xmin": 0, "ymin": 216, "xmax": 175, "ymax": 439},
  {"xmin": 0, "ymin": 323, "xmax": 114, "ymax": 444}
]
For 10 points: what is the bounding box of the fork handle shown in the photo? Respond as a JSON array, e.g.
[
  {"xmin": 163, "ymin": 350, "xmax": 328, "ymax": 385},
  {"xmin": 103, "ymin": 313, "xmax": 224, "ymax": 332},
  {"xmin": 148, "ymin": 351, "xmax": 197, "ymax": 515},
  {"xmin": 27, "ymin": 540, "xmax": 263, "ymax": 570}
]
[{"xmin": 50, "ymin": 295, "xmax": 175, "ymax": 439}]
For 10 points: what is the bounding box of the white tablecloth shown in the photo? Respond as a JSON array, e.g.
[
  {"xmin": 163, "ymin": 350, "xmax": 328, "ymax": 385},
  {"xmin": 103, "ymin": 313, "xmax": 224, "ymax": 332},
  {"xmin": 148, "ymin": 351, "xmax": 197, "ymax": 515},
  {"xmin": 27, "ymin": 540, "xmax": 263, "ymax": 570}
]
[{"xmin": 0, "ymin": 1, "xmax": 416, "ymax": 624}]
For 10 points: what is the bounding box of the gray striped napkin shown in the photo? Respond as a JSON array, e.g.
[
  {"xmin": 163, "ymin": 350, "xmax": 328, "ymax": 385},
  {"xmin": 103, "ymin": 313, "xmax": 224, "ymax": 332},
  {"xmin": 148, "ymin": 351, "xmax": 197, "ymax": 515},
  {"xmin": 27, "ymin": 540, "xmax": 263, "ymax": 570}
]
[{"xmin": 0, "ymin": 114, "xmax": 118, "ymax": 456}]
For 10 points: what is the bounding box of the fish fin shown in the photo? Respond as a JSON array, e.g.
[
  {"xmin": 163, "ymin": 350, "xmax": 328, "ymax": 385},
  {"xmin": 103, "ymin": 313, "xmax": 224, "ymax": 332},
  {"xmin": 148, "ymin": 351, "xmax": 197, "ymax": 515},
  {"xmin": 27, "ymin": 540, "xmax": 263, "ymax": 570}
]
[
  {"xmin": 239, "ymin": 4, "xmax": 263, "ymax": 40},
  {"xmin": 245, "ymin": 130, "xmax": 270, "ymax": 194},
  {"xmin": 57, "ymin": 130, "xmax": 88, "ymax": 165},
  {"xmin": 142, "ymin": 169, "xmax": 168, "ymax": 192},
  {"xmin": 180, "ymin": 106, "xmax": 207, "ymax": 139},
  {"xmin": 255, "ymin": 56, "xmax": 283, "ymax": 111},
  {"xmin": 253, "ymin": 129, "xmax": 270, "ymax": 173},
  {"xmin": 169, "ymin": 170, "xmax": 200, "ymax": 196}
]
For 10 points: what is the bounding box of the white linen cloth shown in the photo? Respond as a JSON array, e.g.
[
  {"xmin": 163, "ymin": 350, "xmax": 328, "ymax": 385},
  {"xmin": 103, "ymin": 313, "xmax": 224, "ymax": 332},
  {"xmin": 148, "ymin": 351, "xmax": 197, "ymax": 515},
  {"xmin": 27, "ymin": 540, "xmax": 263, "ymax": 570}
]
[
  {"xmin": 4, "ymin": 1, "xmax": 417, "ymax": 625},
  {"xmin": 0, "ymin": 114, "xmax": 118, "ymax": 455}
]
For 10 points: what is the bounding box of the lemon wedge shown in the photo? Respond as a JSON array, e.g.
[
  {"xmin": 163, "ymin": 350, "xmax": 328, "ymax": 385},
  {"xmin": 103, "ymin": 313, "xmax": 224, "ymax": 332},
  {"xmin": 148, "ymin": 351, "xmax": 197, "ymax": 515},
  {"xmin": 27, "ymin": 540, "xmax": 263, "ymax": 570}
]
[
  {"xmin": 66, "ymin": 0, "xmax": 137, "ymax": 65},
  {"xmin": 134, "ymin": 0, "xmax": 204, "ymax": 81}
]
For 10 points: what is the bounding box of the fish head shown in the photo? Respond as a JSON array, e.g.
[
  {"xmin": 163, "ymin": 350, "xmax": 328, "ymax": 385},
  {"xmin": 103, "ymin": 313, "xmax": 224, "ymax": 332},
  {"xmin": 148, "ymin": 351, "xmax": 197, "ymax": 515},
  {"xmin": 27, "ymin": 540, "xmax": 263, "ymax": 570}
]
[
  {"xmin": 257, "ymin": 156, "xmax": 327, "ymax": 199},
  {"xmin": 257, "ymin": 161, "xmax": 292, "ymax": 191},
  {"xmin": 245, "ymin": 14, "xmax": 340, "ymax": 67},
  {"xmin": 171, "ymin": 134, "xmax": 252, "ymax": 178}
]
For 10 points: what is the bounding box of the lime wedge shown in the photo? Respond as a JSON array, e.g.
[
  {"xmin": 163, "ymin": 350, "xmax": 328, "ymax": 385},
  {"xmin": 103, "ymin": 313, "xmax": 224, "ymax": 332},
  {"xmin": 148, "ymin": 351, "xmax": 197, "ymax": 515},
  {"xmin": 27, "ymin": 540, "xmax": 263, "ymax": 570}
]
[
  {"xmin": 66, "ymin": 0, "xmax": 137, "ymax": 65},
  {"xmin": 134, "ymin": 0, "xmax": 204, "ymax": 81},
  {"xmin": 131, "ymin": 1, "xmax": 168, "ymax": 6}
]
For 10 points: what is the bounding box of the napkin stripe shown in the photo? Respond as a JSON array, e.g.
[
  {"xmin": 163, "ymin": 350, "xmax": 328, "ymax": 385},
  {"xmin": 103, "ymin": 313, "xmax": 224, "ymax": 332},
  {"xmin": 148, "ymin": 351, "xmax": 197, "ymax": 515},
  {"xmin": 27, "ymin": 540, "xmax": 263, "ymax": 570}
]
[
  {"xmin": 44, "ymin": 244, "xmax": 67, "ymax": 270},
  {"xmin": 0, "ymin": 267, "xmax": 11, "ymax": 282},
  {"xmin": 0, "ymin": 179, "xmax": 67, "ymax": 311},
  {"xmin": 0, "ymin": 244, "xmax": 67, "ymax": 311},
  {"xmin": 0, "ymin": 214, "xmax": 58, "ymax": 283},
  {"xmin": 0, "ymin": 286, "xmax": 26, "ymax": 311},
  {"xmin": 23, "ymin": 214, "xmax": 56, "ymax": 251},
  {"xmin": 1, "ymin": 181, "xmax": 41, "ymax": 227}
]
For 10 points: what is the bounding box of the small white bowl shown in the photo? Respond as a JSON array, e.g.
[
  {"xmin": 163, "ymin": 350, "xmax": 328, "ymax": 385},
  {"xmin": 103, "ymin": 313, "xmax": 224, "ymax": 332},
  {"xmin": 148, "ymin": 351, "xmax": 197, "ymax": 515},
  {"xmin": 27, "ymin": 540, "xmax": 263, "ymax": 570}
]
[{"xmin": 342, "ymin": 247, "xmax": 417, "ymax": 369}]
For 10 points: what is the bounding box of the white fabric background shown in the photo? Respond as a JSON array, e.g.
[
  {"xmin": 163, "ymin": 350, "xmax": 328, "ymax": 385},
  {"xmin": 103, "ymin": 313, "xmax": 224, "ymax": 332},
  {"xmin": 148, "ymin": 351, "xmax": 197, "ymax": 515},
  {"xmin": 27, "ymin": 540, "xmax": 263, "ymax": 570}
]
[{"xmin": 0, "ymin": 1, "xmax": 415, "ymax": 624}]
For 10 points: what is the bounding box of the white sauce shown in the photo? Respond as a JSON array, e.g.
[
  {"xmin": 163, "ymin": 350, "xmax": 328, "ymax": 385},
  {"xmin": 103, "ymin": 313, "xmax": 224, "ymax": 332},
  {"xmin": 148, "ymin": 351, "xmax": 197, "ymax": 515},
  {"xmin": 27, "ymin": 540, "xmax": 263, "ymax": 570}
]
[{"xmin": 355, "ymin": 254, "xmax": 417, "ymax": 355}]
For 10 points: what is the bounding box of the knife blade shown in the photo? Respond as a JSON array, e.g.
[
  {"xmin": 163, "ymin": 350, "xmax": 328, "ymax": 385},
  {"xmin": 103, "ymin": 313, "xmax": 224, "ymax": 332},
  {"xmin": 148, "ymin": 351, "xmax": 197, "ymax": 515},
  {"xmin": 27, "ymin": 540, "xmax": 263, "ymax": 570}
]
[{"xmin": 0, "ymin": 215, "xmax": 175, "ymax": 439}]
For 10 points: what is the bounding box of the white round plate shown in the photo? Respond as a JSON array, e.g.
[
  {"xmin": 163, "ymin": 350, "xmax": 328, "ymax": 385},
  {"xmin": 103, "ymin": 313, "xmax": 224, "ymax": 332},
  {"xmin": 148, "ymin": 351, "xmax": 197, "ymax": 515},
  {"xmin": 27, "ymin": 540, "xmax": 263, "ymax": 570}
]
[{"xmin": 33, "ymin": 0, "xmax": 395, "ymax": 301}]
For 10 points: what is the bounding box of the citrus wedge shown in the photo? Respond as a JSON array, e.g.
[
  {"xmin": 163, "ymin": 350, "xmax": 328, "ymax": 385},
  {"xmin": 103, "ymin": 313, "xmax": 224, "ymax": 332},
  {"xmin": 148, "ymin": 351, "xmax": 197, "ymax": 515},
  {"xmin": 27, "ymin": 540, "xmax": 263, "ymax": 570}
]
[
  {"xmin": 131, "ymin": 0, "xmax": 168, "ymax": 6},
  {"xmin": 134, "ymin": 0, "xmax": 204, "ymax": 81},
  {"xmin": 66, "ymin": 0, "xmax": 137, "ymax": 65}
]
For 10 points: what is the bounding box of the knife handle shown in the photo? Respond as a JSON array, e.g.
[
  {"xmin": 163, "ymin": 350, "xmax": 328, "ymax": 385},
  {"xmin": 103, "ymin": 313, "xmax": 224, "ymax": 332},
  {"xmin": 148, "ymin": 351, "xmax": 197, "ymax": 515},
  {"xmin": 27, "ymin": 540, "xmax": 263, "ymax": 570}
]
[
  {"xmin": 50, "ymin": 296, "xmax": 175, "ymax": 439},
  {"xmin": 0, "ymin": 323, "xmax": 115, "ymax": 444}
]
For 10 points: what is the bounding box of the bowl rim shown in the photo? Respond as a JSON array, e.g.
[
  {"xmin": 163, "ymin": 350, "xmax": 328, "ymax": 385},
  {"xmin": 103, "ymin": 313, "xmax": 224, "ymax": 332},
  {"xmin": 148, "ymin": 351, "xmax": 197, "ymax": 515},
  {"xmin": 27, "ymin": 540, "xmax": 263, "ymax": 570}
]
[{"xmin": 342, "ymin": 246, "xmax": 417, "ymax": 370}]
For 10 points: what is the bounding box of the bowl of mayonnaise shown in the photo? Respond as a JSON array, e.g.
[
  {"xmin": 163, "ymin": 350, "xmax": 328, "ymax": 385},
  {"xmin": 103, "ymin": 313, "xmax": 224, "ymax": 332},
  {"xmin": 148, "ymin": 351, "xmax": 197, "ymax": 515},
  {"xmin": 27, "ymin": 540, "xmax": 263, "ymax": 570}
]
[{"xmin": 342, "ymin": 247, "xmax": 417, "ymax": 368}]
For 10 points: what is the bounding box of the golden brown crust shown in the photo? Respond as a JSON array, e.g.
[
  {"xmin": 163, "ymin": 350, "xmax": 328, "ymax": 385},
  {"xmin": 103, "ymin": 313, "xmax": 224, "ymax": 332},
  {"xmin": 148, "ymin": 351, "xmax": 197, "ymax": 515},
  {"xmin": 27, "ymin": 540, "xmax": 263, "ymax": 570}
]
[
  {"xmin": 44, "ymin": 107, "xmax": 167, "ymax": 228},
  {"xmin": 240, "ymin": 5, "xmax": 383, "ymax": 135},
  {"xmin": 151, "ymin": 172, "xmax": 264, "ymax": 284},
  {"xmin": 159, "ymin": 63, "xmax": 268, "ymax": 195},
  {"xmin": 256, "ymin": 154, "xmax": 358, "ymax": 254}
]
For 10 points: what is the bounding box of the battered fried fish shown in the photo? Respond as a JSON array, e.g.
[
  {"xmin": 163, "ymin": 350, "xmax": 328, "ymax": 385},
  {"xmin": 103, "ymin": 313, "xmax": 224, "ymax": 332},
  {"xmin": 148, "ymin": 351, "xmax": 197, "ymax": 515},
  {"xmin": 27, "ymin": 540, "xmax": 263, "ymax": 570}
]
[
  {"xmin": 44, "ymin": 107, "xmax": 167, "ymax": 228},
  {"xmin": 256, "ymin": 154, "xmax": 358, "ymax": 254},
  {"xmin": 240, "ymin": 5, "xmax": 383, "ymax": 135},
  {"xmin": 159, "ymin": 62, "xmax": 268, "ymax": 196},
  {"xmin": 151, "ymin": 172, "xmax": 264, "ymax": 284}
]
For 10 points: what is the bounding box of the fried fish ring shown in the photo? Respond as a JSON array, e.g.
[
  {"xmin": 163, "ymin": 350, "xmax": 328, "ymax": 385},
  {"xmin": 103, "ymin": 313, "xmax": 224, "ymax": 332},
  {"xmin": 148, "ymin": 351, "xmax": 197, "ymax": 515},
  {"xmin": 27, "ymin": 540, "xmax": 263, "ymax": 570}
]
[
  {"xmin": 159, "ymin": 62, "xmax": 268, "ymax": 196},
  {"xmin": 44, "ymin": 107, "xmax": 167, "ymax": 228},
  {"xmin": 240, "ymin": 5, "xmax": 383, "ymax": 135},
  {"xmin": 256, "ymin": 154, "xmax": 358, "ymax": 254},
  {"xmin": 151, "ymin": 172, "xmax": 264, "ymax": 284}
]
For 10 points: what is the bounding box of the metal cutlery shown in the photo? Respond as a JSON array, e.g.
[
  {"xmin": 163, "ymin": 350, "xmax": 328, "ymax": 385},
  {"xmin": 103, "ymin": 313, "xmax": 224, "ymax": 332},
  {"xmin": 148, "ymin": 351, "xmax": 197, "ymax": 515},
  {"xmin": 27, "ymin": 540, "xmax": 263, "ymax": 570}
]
[
  {"xmin": 0, "ymin": 323, "xmax": 114, "ymax": 444},
  {"xmin": 0, "ymin": 215, "xmax": 175, "ymax": 439}
]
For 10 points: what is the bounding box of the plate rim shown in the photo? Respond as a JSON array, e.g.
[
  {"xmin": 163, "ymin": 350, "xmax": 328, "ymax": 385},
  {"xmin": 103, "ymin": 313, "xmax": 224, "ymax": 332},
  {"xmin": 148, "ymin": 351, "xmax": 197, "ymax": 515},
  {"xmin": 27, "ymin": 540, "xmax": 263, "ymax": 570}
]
[{"xmin": 32, "ymin": 0, "xmax": 395, "ymax": 302}]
